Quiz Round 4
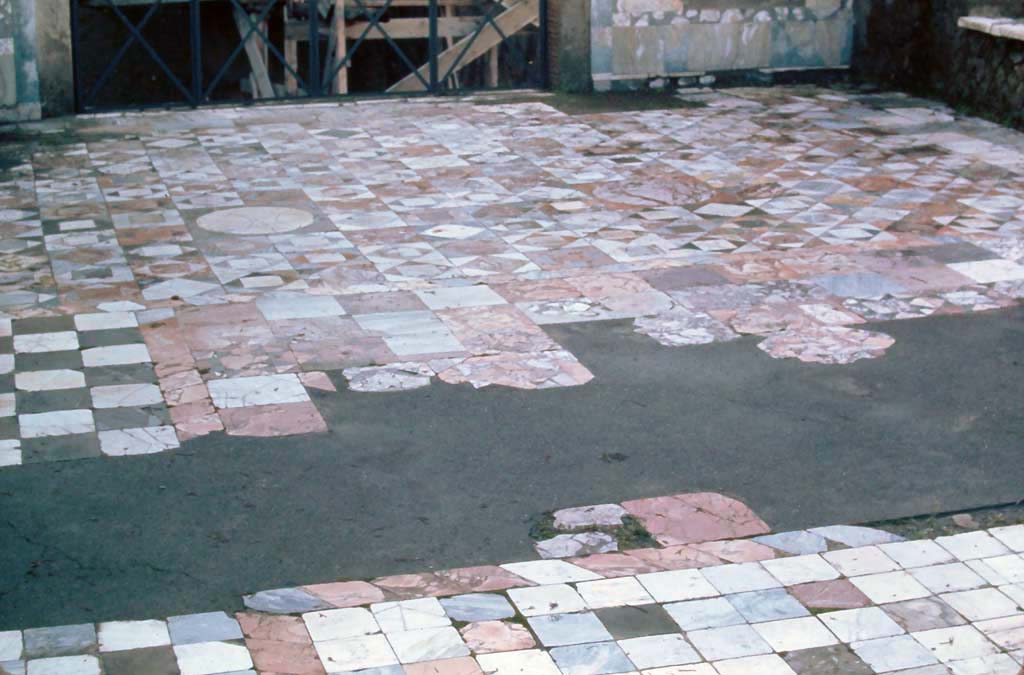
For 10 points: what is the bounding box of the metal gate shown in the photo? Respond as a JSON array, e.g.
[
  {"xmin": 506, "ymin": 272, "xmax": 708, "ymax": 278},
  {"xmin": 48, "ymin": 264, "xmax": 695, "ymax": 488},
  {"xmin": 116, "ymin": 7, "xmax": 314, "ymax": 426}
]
[{"xmin": 71, "ymin": 0, "xmax": 547, "ymax": 112}]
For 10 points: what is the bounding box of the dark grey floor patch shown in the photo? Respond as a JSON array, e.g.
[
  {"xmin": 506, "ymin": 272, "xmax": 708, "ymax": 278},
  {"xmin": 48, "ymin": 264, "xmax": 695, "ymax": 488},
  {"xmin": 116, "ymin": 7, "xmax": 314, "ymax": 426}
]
[{"xmin": 1, "ymin": 308, "xmax": 1023, "ymax": 629}]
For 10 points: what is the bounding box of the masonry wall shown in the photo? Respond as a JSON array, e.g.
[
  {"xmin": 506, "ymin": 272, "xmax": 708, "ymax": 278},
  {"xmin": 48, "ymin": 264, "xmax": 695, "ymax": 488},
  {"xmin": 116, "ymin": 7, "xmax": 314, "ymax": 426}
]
[
  {"xmin": 590, "ymin": 0, "xmax": 854, "ymax": 89},
  {"xmin": 0, "ymin": 0, "xmax": 42, "ymax": 121},
  {"xmin": 856, "ymin": 0, "xmax": 1024, "ymax": 128}
]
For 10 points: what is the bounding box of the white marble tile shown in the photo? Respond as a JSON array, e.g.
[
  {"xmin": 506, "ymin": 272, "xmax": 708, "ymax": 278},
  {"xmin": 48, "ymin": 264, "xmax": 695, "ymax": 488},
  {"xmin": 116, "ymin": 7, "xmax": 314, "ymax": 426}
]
[
  {"xmin": 990, "ymin": 525, "xmax": 1024, "ymax": 553},
  {"xmin": 948, "ymin": 259, "xmax": 1024, "ymax": 283},
  {"xmin": 372, "ymin": 598, "xmax": 449, "ymax": 633},
  {"xmin": 947, "ymin": 654, "xmax": 1021, "ymax": 675},
  {"xmin": 312, "ymin": 634, "xmax": 397, "ymax": 672},
  {"xmin": 936, "ymin": 531, "xmax": 1011, "ymax": 561},
  {"xmin": 687, "ymin": 625, "xmax": 772, "ymax": 661},
  {"xmin": 0, "ymin": 354, "xmax": 15, "ymax": 374},
  {"xmin": 73, "ymin": 312, "xmax": 138, "ymax": 332},
  {"xmin": 910, "ymin": 562, "xmax": 987, "ymax": 593},
  {"xmin": 15, "ymin": 370, "xmax": 86, "ymax": 392},
  {"xmin": 303, "ymin": 608, "xmax": 380, "ymax": 642},
  {"xmin": 0, "ymin": 393, "xmax": 15, "ymax": 418},
  {"xmin": 98, "ymin": 620, "xmax": 170, "ymax": 652},
  {"xmin": 256, "ymin": 293, "xmax": 345, "ymax": 321},
  {"xmin": 0, "ymin": 439, "xmax": 21, "ymax": 467},
  {"xmin": 851, "ymin": 635, "xmax": 938, "ymax": 671},
  {"xmin": 173, "ymin": 641, "xmax": 252, "ymax": 675},
  {"xmin": 850, "ymin": 571, "xmax": 932, "ymax": 604},
  {"xmin": 912, "ymin": 625, "xmax": 999, "ymax": 662},
  {"xmin": 711, "ymin": 654, "xmax": 797, "ymax": 675},
  {"xmin": 13, "ymin": 332, "xmax": 79, "ymax": 354},
  {"xmin": 98, "ymin": 427, "xmax": 179, "ymax": 456},
  {"xmin": 576, "ymin": 577, "xmax": 654, "ymax": 609},
  {"xmin": 940, "ymin": 588, "xmax": 1021, "ymax": 621},
  {"xmin": 819, "ymin": 606, "xmax": 905, "ymax": 643},
  {"xmin": 701, "ymin": 563, "xmax": 781, "ymax": 595},
  {"xmin": 19, "ymin": 410, "xmax": 95, "ymax": 438},
  {"xmin": 823, "ymin": 546, "xmax": 900, "ymax": 577},
  {"xmin": 500, "ymin": 560, "xmax": 601, "ymax": 585},
  {"xmin": 507, "ymin": 585, "xmax": 586, "ymax": 617},
  {"xmin": 415, "ymin": 286, "xmax": 507, "ymax": 310},
  {"xmin": 25, "ymin": 655, "xmax": 100, "ymax": 675},
  {"xmin": 385, "ymin": 626, "xmax": 468, "ymax": 663},
  {"xmin": 664, "ymin": 597, "xmax": 746, "ymax": 632},
  {"xmin": 476, "ymin": 649, "xmax": 562, "ymax": 675},
  {"xmin": 90, "ymin": 383, "xmax": 164, "ymax": 409},
  {"xmin": 637, "ymin": 569, "xmax": 720, "ymax": 604},
  {"xmin": 752, "ymin": 617, "xmax": 838, "ymax": 652},
  {"xmin": 207, "ymin": 374, "xmax": 309, "ymax": 408},
  {"xmin": 762, "ymin": 554, "xmax": 840, "ymax": 586},
  {"xmin": 81, "ymin": 344, "xmax": 152, "ymax": 367},
  {"xmin": 0, "ymin": 631, "xmax": 22, "ymax": 661},
  {"xmin": 618, "ymin": 634, "xmax": 701, "ymax": 669},
  {"xmin": 879, "ymin": 540, "xmax": 956, "ymax": 568}
]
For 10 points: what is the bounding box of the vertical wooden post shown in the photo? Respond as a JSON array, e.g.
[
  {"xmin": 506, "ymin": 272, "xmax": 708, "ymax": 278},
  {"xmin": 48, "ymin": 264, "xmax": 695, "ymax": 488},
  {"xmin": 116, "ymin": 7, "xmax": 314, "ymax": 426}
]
[
  {"xmin": 334, "ymin": 0, "xmax": 348, "ymax": 93},
  {"xmin": 284, "ymin": 5, "xmax": 298, "ymax": 94}
]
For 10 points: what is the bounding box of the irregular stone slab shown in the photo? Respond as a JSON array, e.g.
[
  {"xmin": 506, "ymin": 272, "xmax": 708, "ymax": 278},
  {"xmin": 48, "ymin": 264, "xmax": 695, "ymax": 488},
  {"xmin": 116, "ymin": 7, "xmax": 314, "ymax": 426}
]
[
  {"xmin": 534, "ymin": 533, "xmax": 618, "ymax": 559},
  {"xmin": 303, "ymin": 581, "xmax": 386, "ymax": 609},
  {"xmin": 440, "ymin": 594, "xmax": 516, "ymax": 622},
  {"xmin": 553, "ymin": 504, "xmax": 628, "ymax": 530},
  {"xmin": 242, "ymin": 587, "xmax": 330, "ymax": 614},
  {"xmin": 459, "ymin": 621, "xmax": 535, "ymax": 654},
  {"xmin": 809, "ymin": 525, "xmax": 905, "ymax": 547},
  {"xmin": 754, "ymin": 531, "xmax": 829, "ymax": 555},
  {"xmin": 437, "ymin": 350, "xmax": 593, "ymax": 390},
  {"xmin": 789, "ymin": 579, "xmax": 874, "ymax": 611},
  {"xmin": 757, "ymin": 326, "xmax": 895, "ymax": 365},
  {"xmin": 634, "ymin": 309, "xmax": 739, "ymax": 347},
  {"xmin": 621, "ymin": 492, "xmax": 770, "ymax": 547},
  {"xmin": 344, "ymin": 362, "xmax": 434, "ymax": 393}
]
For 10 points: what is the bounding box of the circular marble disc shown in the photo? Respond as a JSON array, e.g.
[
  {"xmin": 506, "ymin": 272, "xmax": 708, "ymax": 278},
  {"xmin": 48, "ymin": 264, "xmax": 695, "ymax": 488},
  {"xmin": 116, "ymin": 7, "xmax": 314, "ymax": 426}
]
[{"xmin": 197, "ymin": 207, "xmax": 314, "ymax": 235}]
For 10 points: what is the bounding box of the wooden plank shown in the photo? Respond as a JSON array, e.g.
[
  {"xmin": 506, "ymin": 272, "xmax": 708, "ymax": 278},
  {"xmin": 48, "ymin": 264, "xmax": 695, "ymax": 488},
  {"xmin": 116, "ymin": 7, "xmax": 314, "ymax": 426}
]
[
  {"xmin": 387, "ymin": 0, "xmax": 538, "ymax": 93},
  {"xmin": 233, "ymin": 6, "xmax": 275, "ymax": 99},
  {"xmin": 343, "ymin": 17, "xmax": 478, "ymax": 40},
  {"xmin": 334, "ymin": 0, "xmax": 348, "ymax": 93}
]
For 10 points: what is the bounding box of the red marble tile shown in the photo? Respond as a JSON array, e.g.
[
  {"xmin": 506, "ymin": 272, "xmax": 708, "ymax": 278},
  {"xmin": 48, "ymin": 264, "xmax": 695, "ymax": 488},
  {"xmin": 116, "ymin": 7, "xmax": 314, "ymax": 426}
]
[
  {"xmin": 437, "ymin": 565, "xmax": 533, "ymax": 593},
  {"xmin": 220, "ymin": 402, "xmax": 327, "ymax": 437},
  {"xmin": 621, "ymin": 492, "xmax": 771, "ymax": 546},
  {"xmin": 371, "ymin": 572, "xmax": 468, "ymax": 600},
  {"xmin": 789, "ymin": 579, "xmax": 873, "ymax": 610},
  {"xmin": 244, "ymin": 638, "xmax": 325, "ymax": 675},
  {"xmin": 303, "ymin": 581, "xmax": 385, "ymax": 608},
  {"xmin": 459, "ymin": 621, "xmax": 535, "ymax": 654}
]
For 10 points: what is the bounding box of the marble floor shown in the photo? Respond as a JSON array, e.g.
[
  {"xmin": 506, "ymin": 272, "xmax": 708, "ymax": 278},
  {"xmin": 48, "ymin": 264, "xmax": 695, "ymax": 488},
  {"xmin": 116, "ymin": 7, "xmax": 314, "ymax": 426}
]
[
  {"xmin": 2, "ymin": 86, "xmax": 1024, "ymax": 463},
  {"xmin": 2, "ymin": 491, "xmax": 1022, "ymax": 674}
]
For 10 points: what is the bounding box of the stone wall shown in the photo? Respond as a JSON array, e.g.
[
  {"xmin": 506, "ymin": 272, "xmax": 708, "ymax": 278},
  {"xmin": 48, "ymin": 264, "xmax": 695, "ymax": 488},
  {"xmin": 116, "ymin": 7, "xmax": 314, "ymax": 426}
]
[
  {"xmin": 590, "ymin": 0, "xmax": 854, "ymax": 89},
  {"xmin": 0, "ymin": 0, "xmax": 41, "ymax": 121},
  {"xmin": 856, "ymin": 0, "xmax": 1024, "ymax": 128}
]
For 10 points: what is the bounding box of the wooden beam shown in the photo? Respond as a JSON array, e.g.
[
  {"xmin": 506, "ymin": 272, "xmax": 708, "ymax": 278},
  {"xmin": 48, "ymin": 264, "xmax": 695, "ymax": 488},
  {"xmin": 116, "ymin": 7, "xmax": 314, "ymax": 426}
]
[
  {"xmin": 387, "ymin": 0, "xmax": 538, "ymax": 93},
  {"xmin": 233, "ymin": 6, "xmax": 275, "ymax": 99}
]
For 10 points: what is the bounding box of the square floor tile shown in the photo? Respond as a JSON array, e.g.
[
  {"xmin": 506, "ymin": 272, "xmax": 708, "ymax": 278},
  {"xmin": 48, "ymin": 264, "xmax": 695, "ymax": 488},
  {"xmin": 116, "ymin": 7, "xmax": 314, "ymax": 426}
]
[
  {"xmin": 98, "ymin": 426, "xmax": 179, "ymax": 456},
  {"xmin": 762, "ymin": 555, "xmax": 839, "ymax": 586},
  {"xmin": 475, "ymin": 649, "xmax": 561, "ymax": 675},
  {"xmin": 819, "ymin": 606, "xmax": 905, "ymax": 643},
  {"xmin": 618, "ymin": 634, "xmax": 701, "ymax": 669},
  {"xmin": 101, "ymin": 646, "xmax": 178, "ymax": 675},
  {"xmin": 303, "ymin": 608, "xmax": 380, "ymax": 642},
  {"xmin": 712, "ymin": 654, "xmax": 797, "ymax": 675},
  {"xmin": 313, "ymin": 634, "xmax": 398, "ymax": 672},
  {"xmin": 74, "ymin": 312, "xmax": 139, "ymax": 332},
  {"xmin": 25, "ymin": 654, "xmax": 101, "ymax": 675},
  {"xmin": 13, "ymin": 332, "xmax": 79, "ymax": 354},
  {"xmin": 507, "ymin": 585, "xmax": 586, "ymax": 617},
  {"xmin": 910, "ymin": 563, "xmax": 987, "ymax": 593},
  {"xmin": 687, "ymin": 625, "xmax": 772, "ymax": 661},
  {"xmin": 0, "ymin": 632, "xmax": 22, "ymax": 661},
  {"xmin": 23, "ymin": 625, "xmax": 96, "ymax": 659},
  {"xmin": 500, "ymin": 560, "xmax": 600, "ymax": 585},
  {"xmin": 948, "ymin": 259, "xmax": 1024, "ymax": 283},
  {"xmin": 403, "ymin": 657, "xmax": 483, "ymax": 675},
  {"xmin": 879, "ymin": 540, "xmax": 955, "ymax": 568},
  {"xmin": 664, "ymin": 597, "xmax": 746, "ymax": 632},
  {"xmin": 98, "ymin": 621, "xmax": 170, "ymax": 652},
  {"xmin": 752, "ymin": 617, "xmax": 838, "ymax": 652},
  {"xmin": 990, "ymin": 525, "xmax": 1024, "ymax": 552},
  {"xmin": 527, "ymin": 613, "xmax": 611, "ymax": 647},
  {"xmin": 701, "ymin": 563, "xmax": 781, "ymax": 595},
  {"xmin": 549, "ymin": 641, "xmax": 634, "ymax": 675},
  {"xmin": 22, "ymin": 433, "xmax": 101, "ymax": 463},
  {"xmin": 90, "ymin": 384, "xmax": 163, "ymax": 409},
  {"xmin": 81, "ymin": 344, "xmax": 152, "ymax": 368},
  {"xmin": 851, "ymin": 635, "xmax": 938, "ymax": 671},
  {"xmin": 823, "ymin": 546, "xmax": 900, "ymax": 577},
  {"xmin": 577, "ymin": 577, "xmax": 653, "ymax": 609},
  {"xmin": 416, "ymin": 286, "xmax": 507, "ymax": 310},
  {"xmin": 372, "ymin": 599, "xmax": 450, "ymax": 633},
  {"xmin": 936, "ymin": 532, "xmax": 1011, "ymax": 561},
  {"xmin": 788, "ymin": 579, "xmax": 873, "ymax": 611},
  {"xmin": 15, "ymin": 370, "xmax": 86, "ymax": 392},
  {"xmin": 850, "ymin": 571, "xmax": 932, "ymax": 604},
  {"xmin": 782, "ymin": 645, "xmax": 874, "ymax": 675},
  {"xmin": 979, "ymin": 554, "xmax": 1024, "ymax": 584},
  {"xmin": 940, "ymin": 588, "xmax": 1020, "ymax": 621},
  {"xmin": 637, "ymin": 569, "xmax": 720, "ymax": 603},
  {"xmin": 594, "ymin": 604, "xmax": 679, "ymax": 640},
  {"xmin": 19, "ymin": 410, "xmax": 95, "ymax": 438},
  {"xmin": 207, "ymin": 374, "xmax": 309, "ymax": 408},
  {"xmin": 725, "ymin": 589, "xmax": 809, "ymax": 623},
  {"xmin": 440, "ymin": 594, "xmax": 515, "ymax": 623},
  {"xmin": 912, "ymin": 626, "xmax": 999, "ymax": 662},
  {"xmin": 882, "ymin": 597, "xmax": 968, "ymax": 632},
  {"xmin": 17, "ymin": 388, "xmax": 92, "ymax": 416},
  {"xmin": 173, "ymin": 641, "xmax": 253, "ymax": 675},
  {"xmin": 947, "ymin": 654, "xmax": 1021, "ymax": 675},
  {"xmin": 167, "ymin": 612, "xmax": 242, "ymax": 645},
  {"xmin": 386, "ymin": 626, "xmax": 469, "ymax": 664}
]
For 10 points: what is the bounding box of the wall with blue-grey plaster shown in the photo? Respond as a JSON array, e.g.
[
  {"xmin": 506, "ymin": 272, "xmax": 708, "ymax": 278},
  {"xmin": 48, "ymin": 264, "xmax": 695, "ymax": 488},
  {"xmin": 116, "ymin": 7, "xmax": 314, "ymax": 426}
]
[
  {"xmin": 591, "ymin": 0, "xmax": 854, "ymax": 88},
  {"xmin": 0, "ymin": 0, "xmax": 41, "ymax": 121}
]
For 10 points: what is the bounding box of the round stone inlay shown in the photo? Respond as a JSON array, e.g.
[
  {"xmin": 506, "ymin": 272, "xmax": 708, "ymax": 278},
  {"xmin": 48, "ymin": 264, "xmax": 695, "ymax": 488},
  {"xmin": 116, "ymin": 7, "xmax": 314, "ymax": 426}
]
[{"xmin": 197, "ymin": 207, "xmax": 314, "ymax": 235}]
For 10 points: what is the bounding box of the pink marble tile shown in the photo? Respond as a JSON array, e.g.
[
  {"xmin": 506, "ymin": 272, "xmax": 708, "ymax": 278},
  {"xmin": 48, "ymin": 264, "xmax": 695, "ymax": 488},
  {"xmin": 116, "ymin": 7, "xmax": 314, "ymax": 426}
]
[
  {"xmin": 691, "ymin": 539, "xmax": 779, "ymax": 563},
  {"xmin": 627, "ymin": 545, "xmax": 724, "ymax": 571},
  {"xmin": 789, "ymin": 579, "xmax": 874, "ymax": 610},
  {"xmin": 621, "ymin": 492, "xmax": 771, "ymax": 547},
  {"xmin": 404, "ymin": 657, "xmax": 484, "ymax": 675},
  {"xmin": 219, "ymin": 402, "xmax": 327, "ymax": 437},
  {"xmin": 298, "ymin": 371, "xmax": 336, "ymax": 392},
  {"xmin": 436, "ymin": 565, "xmax": 533, "ymax": 593},
  {"xmin": 459, "ymin": 621, "xmax": 535, "ymax": 654},
  {"xmin": 303, "ymin": 581, "xmax": 386, "ymax": 608},
  {"xmin": 372, "ymin": 572, "xmax": 468, "ymax": 600},
  {"xmin": 568, "ymin": 552, "xmax": 667, "ymax": 577}
]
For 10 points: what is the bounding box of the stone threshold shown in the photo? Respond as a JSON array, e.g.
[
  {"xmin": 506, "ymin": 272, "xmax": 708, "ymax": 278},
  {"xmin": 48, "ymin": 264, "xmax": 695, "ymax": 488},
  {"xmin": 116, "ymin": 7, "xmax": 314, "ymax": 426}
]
[{"xmin": 958, "ymin": 15, "xmax": 1024, "ymax": 41}]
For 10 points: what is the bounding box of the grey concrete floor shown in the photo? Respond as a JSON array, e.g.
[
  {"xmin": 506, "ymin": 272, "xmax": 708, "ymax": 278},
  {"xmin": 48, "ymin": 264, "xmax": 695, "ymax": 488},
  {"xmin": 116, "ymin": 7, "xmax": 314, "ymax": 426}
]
[{"xmin": 1, "ymin": 308, "xmax": 1023, "ymax": 629}]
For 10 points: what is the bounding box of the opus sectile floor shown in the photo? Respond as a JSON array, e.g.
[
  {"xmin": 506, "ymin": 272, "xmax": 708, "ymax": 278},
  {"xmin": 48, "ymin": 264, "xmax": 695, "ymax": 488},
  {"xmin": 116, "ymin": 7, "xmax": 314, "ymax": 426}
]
[
  {"xmin": 4, "ymin": 86, "xmax": 1024, "ymax": 463},
  {"xmin": 2, "ymin": 492, "xmax": 1024, "ymax": 675}
]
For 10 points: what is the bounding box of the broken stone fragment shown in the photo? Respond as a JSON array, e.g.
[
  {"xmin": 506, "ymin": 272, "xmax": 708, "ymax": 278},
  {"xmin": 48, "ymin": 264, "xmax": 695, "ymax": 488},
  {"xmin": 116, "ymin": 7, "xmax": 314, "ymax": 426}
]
[
  {"xmin": 553, "ymin": 503, "xmax": 629, "ymax": 530},
  {"xmin": 535, "ymin": 532, "xmax": 619, "ymax": 559}
]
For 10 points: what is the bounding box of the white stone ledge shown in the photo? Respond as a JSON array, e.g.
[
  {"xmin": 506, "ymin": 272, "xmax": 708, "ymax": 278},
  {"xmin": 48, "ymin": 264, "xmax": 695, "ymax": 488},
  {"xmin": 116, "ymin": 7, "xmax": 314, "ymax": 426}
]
[{"xmin": 958, "ymin": 15, "xmax": 1024, "ymax": 41}]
